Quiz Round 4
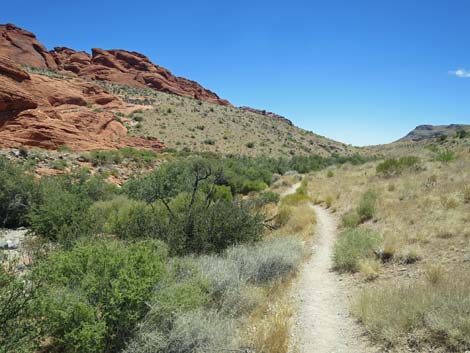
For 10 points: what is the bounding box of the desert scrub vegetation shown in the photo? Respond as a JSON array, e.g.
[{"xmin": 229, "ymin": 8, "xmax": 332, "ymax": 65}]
[
  {"xmin": 376, "ymin": 156, "xmax": 421, "ymax": 177},
  {"xmin": 309, "ymin": 142, "xmax": 470, "ymax": 351},
  {"xmin": 333, "ymin": 228, "xmax": 382, "ymax": 272},
  {"xmin": 81, "ymin": 147, "xmax": 158, "ymax": 166},
  {"xmin": 354, "ymin": 270, "xmax": 470, "ymax": 351},
  {"xmin": 280, "ymin": 179, "xmax": 310, "ymax": 206},
  {"xmin": 340, "ymin": 190, "xmax": 378, "ymax": 227},
  {"xmin": 0, "ymin": 155, "xmax": 311, "ymax": 353},
  {"xmin": 124, "ymin": 237, "xmax": 305, "ymax": 353},
  {"xmin": 94, "ymin": 81, "xmax": 358, "ymax": 157}
]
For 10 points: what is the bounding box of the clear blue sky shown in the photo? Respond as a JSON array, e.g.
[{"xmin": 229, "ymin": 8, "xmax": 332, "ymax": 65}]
[{"xmin": 3, "ymin": 0, "xmax": 470, "ymax": 145}]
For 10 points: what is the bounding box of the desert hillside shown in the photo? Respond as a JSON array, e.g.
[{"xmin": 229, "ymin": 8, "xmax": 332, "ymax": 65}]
[{"xmin": 0, "ymin": 23, "xmax": 350, "ymax": 157}]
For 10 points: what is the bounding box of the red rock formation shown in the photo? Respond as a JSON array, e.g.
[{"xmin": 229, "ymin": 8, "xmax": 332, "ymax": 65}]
[
  {"xmin": 0, "ymin": 24, "xmax": 56, "ymax": 69},
  {"xmin": 0, "ymin": 55, "xmax": 164, "ymax": 151},
  {"xmin": 51, "ymin": 48, "xmax": 232, "ymax": 106},
  {"xmin": 0, "ymin": 23, "xmax": 231, "ymax": 106}
]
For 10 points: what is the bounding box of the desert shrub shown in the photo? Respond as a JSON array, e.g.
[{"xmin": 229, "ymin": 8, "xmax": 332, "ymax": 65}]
[
  {"xmin": 358, "ymin": 259, "xmax": 381, "ymax": 280},
  {"xmin": 212, "ymin": 185, "xmax": 233, "ymax": 202},
  {"xmin": 33, "ymin": 239, "xmax": 168, "ymax": 353},
  {"xmin": 252, "ymin": 191, "xmax": 280, "ymax": 208},
  {"xmin": 28, "ymin": 173, "xmax": 116, "ymax": 244},
  {"xmin": 333, "ymin": 228, "xmax": 382, "ymax": 272},
  {"xmin": 463, "ymin": 187, "xmax": 470, "ymax": 204},
  {"xmin": 124, "ymin": 158, "xmax": 264, "ymax": 254},
  {"xmin": 434, "ymin": 149, "xmax": 456, "ymax": 163},
  {"xmin": 226, "ymin": 237, "xmax": 304, "ymax": 285},
  {"xmin": 0, "ymin": 157, "xmax": 40, "ymax": 228},
  {"xmin": 353, "ymin": 272, "xmax": 470, "ymax": 351},
  {"xmin": 455, "ymin": 129, "xmax": 469, "ymax": 139},
  {"xmin": 376, "ymin": 156, "xmax": 420, "ymax": 177},
  {"xmin": 275, "ymin": 206, "xmax": 292, "ymax": 227},
  {"xmin": 281, "ymin": 180, "xmax": 310, "ymax": 206},
  {"xmin": 357, "ymin": 190, "xmax": 377, "ymax": 222},
  {"xmin": 28, "ymin": 179, "xmax": 93, "ymax": 243},
  {"xmin": 241, "ymin": 180, "xmax": 268, "ymax": 193},
  {"xmin": 126, "ymin": 309, "xmax": 234, "ymax": 353},
  {"xmin": 0, "ymin": 261, "xmax": 39, "ymax": 353},
  {"xmin": 246, "ymin": 142, "xmax": 255, "ymax": 148},
  {"xmin": 327, "ymin": 170, "xmax": 334, "ymax": 178},
  {"xmin": 325, "ymin": 195, "xmax": 334, "ymax": 208},
  {"xmin": 341, "ymin": 211, "xmax": 361, "ymax": 228},
  {"xmin": 88, "ymin": 150, "xmax": 124, "ymax": 165}
]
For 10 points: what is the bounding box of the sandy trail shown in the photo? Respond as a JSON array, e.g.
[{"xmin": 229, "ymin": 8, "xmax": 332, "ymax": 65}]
[
  {"xmin": 290, "ymin": 205, "xmax": 374, "ymax": 353},
  {"xmin": 280, "ymin": 181, "xmax": 302, "ymax": 198}
]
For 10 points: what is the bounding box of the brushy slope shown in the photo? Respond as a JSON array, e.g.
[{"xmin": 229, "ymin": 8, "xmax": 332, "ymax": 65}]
[{"xmin": 96, "ymin": 81, "xmax": 354, "ymax": 157}]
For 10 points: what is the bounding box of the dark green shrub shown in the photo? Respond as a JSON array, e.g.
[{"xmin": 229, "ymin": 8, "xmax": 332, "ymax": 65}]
[
  {"xmin": 29, "ymin": 173, "xmax": 117, "ymax": 244},
  {"xmin": 0, "ymin": 157, "xmax": 39, "ymax": 228},
  {"xmin": 256, "ymin": 191, "xmax": 280, "ymax": 206},
  {"xmin": 455, "ymin": 129, "xmax": 469, "ymax": 139},
  {"xmin": 0, "ymin": 263, "xmax": 38, "ymax": 353},
  {"xmin": 33, "ymin": 239, "xmax": 168, "ymax": 353},
  {"xmin": 246, "ymin": 142, "xmax": 255, "ymax": 148}
]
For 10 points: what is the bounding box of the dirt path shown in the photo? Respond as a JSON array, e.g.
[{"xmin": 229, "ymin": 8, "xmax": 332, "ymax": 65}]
[
  {"xmin": 280, "ymin": 181, "xmax": 302, "ymax": 198},
  {"xmin": 290, "ymin": 205, "xmax": 374, "ymax": 353}
]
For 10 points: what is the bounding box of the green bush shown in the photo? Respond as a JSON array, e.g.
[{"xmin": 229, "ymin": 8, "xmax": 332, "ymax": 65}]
[
  {"xmin": 357, "ymin": 190, "xmax": 377, "ymax": 222},
  {"xmin": 29, "ymin": 173, "xmax": 117, "ymax": 243},
  {"xmin": 376, "ymin": 156, "xmax": 420, "ymax": 177},
  {"xmin": 0, "ymin": 157, "xmax": 39, "ymax": 228},
  {"xmin": 241, "ymin": 180, "xmax": 268, "ymax": 193},
  {"xmin": 0, "ymin": 262, "xmax": 38, "ymax": 353},
  {"xmin": 333, "ymin": 228, "xmax": 381, "ymax": 272},
  {"xmin": 28, "ymin": 180, "xmax": 93, "ymax": 243},
  {"xmin": 434, "ymin": 149, "xmax": 456, "ymax": 163},
  {"xmin": 341, "ymin": 211, "xmax": 361, "ymax": 228},
  {"xmin": 124, "ymin": 158, "xmax": 264, "ymax": 255},
  {"xmin": 33, "ymin": 239, "xmax": 168, "ymax": 353}
]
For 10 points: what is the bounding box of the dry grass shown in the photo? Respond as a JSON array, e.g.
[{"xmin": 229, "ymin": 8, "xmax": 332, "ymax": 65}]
[
  {"xmin": 238, "ymin": 176, "xmax": 317, "ymax": 353},
  {"xmin": 309, "ymin": 142, "xmax": 470, "ymax": 351},
  {"xmin": 243, "ymin": 280, "xmax": 295, "ymax": 353}
]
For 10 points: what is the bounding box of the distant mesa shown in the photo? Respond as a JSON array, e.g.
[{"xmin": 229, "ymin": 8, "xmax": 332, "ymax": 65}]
[{"xmin": 399, "ymin": 124, "xmax": 470, "ymax": 141}]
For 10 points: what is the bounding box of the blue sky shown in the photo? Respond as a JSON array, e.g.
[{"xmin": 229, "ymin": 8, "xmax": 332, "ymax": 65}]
[{"xmin": 3, "ymin": 0, "xmax": 470, "ymax": 145}]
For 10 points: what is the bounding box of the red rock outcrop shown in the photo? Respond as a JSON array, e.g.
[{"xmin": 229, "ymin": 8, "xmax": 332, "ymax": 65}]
[
  {"xmin": 0, "ymin": 23, "xmax": 231, "ymax": 106},
  {"xmin": 0, "ymin": 24, "xmax": 56, "ymax": 69},
  {"xmin": 0, "ymin": 55, "xmax": 164, "ymax": 151},
  {"xmin": 51, "ymin": 48, "xmax": 232, "ymax": 106}
]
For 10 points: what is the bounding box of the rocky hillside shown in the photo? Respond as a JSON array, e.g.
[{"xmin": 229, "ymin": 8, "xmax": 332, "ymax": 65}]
[
  {"xmin": 0, "ymin": 55, "xmax": 164, "ymax": 151},
  {"xmin": 398, "ymin": 124, "xmax": 470, "ymax": 141},
  {"xmin": 0, "ymin": 22, "xmax": 352, "ymax": 156},
  {"xmin": 99, "ymin": 81, "xmax": 352, "ymax": 157},
  {"xmin": 0, "ymin": 23, "xmax": 230, "ymax": 106}
]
